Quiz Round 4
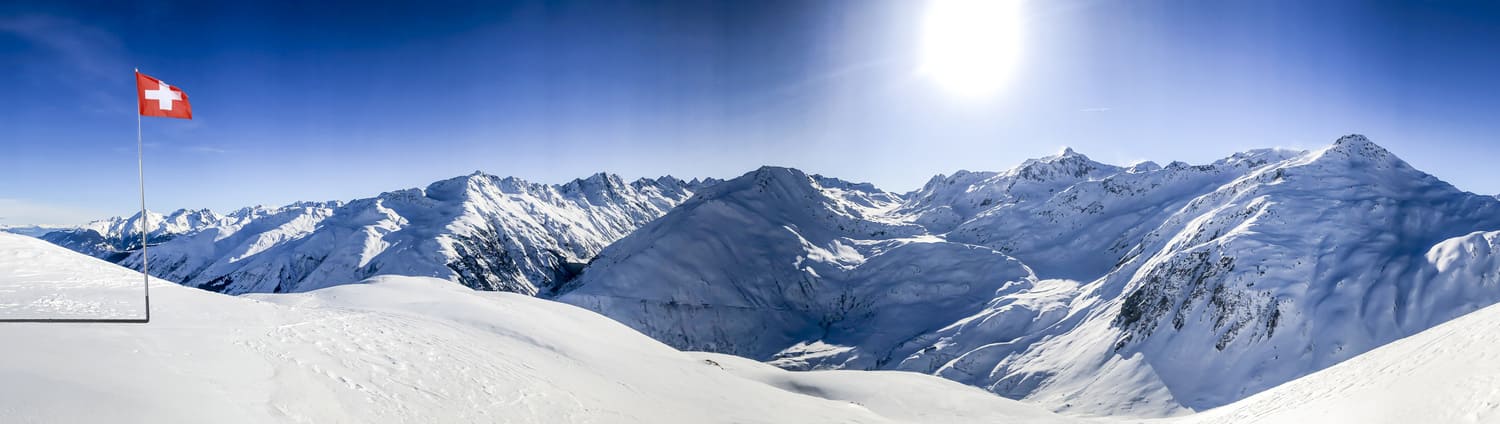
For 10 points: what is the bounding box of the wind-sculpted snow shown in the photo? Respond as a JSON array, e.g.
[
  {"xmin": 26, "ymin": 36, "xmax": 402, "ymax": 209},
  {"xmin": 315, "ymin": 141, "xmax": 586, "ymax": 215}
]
[
  {"xmin": 560, "ymin": 135, "xmax": 1500, "ymax": 417},
  {"xmin": 40, "ymin": 173, "xmax": 716, "ymax": 295}
]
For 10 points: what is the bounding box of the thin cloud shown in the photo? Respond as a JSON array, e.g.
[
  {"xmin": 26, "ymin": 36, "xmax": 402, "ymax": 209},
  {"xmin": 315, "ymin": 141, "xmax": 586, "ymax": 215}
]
[
  {"xmin": 1, "ymin": 15, "xmax": 133, "ymax": 115},
  {"xmin": 0, "ymin": 15, "xmax": 128, "ymax": 80},
  {"xmin": 1079, "ymin": 107, "xmax": 1112, "ymax": 113},
  {"xmin": 186, "ymin": 145, "xmax": 233, "ymax": 154}
]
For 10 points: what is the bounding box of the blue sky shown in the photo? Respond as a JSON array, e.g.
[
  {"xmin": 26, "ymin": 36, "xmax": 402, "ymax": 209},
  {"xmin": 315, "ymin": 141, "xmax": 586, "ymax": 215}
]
[{"xmin": 3, "ymin": 0, "xmax": 1499, "ymax": 225}]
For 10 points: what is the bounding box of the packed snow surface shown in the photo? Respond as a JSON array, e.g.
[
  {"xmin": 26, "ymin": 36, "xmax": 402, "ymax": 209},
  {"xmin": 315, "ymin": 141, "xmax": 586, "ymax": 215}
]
[{"xmin": 0, "ymin": 233, "xmax": 145, "ymax": 319}]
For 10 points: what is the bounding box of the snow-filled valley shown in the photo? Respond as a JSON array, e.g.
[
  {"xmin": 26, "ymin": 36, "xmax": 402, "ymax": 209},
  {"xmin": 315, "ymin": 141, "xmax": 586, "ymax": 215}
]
[{"xmin": 8, "ymin": 134, "xmax": 1500, "ymax": 422}]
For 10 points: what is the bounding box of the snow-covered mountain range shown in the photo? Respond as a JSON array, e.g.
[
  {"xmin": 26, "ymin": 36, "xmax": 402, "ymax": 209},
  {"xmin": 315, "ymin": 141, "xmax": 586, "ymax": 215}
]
[
  {"xmin": 4, "ymin": 213, "xmax": 1495, "ymax": 423},
  {"xmin": 38, "ymin": 173, "xmax": 717, "ymax": 295},
  {"xmin": 23, "ymin": 134, "xmax": 1500, "ymax": 418},
  {"xmin": 556, "ymin": 135, "xmax": 1500, "ymax": 416}
]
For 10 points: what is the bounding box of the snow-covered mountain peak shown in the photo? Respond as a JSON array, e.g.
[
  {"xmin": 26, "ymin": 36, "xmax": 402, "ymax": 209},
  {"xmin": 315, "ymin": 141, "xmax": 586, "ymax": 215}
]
[
  {"xmin": 563, "ymin": 171, "xmax": 628, "ymax": 193},
  {"xmin": 684, "ymin": 166, "xmax": 912, "ymax": 234},
  {"xmin": 421, "ymin": 171, "xmax": 536, "ymax": 201},
  {"xmin": 1333, "ymin": 132, "xmax": 1375, "ymax": 147},
  {"xmin": 1004, "ymin": 147, "xmax": 1120, "ymax": 182},
  {"xmin": 689, "ymin": 166, "xmax": 817, "ymax": 205},
  {"xmin": 898, "ymin": 149, "xmax": 1127, "ymax": 232},
  {"xmin": 1310, "ymin": 133, "xmax": 1403, "ymax": 167},
  {"xmin": 1126, "ymin": 161, "xmax": 1162, "ymax": 173},
  {"xmin": 1213, "ymin": 148, "xmax": 1304, "ymax": 169}
]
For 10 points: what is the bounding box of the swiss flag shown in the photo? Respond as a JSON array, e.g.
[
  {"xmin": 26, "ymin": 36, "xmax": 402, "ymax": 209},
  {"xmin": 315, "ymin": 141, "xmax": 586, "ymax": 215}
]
[{"xmin": 136, "ymin": 71, "xmax": 192, "ymax": 119}]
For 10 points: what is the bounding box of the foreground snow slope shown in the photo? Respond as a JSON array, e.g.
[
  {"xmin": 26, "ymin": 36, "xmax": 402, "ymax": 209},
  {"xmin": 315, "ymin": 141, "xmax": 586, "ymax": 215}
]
[
  {"xmin": 1172, "ymin": 298, "xmax": 1500, "ymax": 424},
  {"xmin": 0, "ymin": 233, "xmax": 145, "ymax": 319},
  {"xmin": 0, "ymin": 232, "xmax": 1068, "ymax": 423}
]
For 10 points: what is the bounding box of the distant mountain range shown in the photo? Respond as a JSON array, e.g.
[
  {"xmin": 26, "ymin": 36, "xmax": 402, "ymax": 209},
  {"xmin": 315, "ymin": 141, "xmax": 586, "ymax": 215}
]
[
  {"xmin": 21, "ymin": 134, "xmax": 1500, "ymax": 417},
  {"xmin": 32, "ymin": 173, "xmax": 717, "ymax": 295}
]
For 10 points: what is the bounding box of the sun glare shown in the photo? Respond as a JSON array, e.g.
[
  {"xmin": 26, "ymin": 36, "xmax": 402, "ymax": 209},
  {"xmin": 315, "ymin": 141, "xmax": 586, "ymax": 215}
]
[{"xmin": 920, "ymin": 0, "xmax": 1023, "ymax": 97}]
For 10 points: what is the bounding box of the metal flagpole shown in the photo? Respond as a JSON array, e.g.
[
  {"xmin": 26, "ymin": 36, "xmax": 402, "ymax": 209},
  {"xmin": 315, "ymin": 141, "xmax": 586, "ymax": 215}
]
[
  {"xmin": 136, "ymin": 67, "xmax": 151, "ymax": 323},
  {"xmin": 0, "ymin": 71, "xmax": 153, "ymax": 323}
]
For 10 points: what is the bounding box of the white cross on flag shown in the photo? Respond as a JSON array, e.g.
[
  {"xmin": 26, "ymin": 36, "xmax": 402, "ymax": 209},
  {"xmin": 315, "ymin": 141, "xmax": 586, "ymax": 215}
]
[{"xmin": 136, "ymin": 71, "xmax": 192, "ymax": 119}]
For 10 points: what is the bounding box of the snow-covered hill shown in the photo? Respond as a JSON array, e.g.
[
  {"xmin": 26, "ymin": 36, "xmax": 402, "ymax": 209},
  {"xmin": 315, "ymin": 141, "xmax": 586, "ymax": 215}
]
[
  {"xmin": 0, "ymin": 231, "xmax": 1072, "ymax": 423},
  {"xmin": 1172, "ymin": 297, "xmax": 1500, "ymax": 424},
  {"xmin": 559, "ymin": 135, "xmax": 1500, "ymax": 417},
  {"xmin": 559, "ymin": 167, "xmax": 1037, "ymax": 370},
  {"xmin": 40, "ymin": 172, "xmax": 717, "ymax": 295}
]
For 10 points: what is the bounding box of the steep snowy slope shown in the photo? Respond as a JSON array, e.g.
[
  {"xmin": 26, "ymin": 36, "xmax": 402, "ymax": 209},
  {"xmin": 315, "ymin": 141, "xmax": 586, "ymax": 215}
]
[
  {"xmin": 1172, "ymin": 296, "xmax": 1500, "ymax": 424},
  {"xmin": 559, "ymin": 167, "xmax": 1038, "ymax": 370},
  {"xmin": 0, "ymin": 231, "xmax": 1072, "ymax": 424},
  {"xmin": 42, "ymin": 172, "xmax": 715, "ymax": 295},
  {"xmin": 916, "ymin": 135, "xmax": 1500, "ymax": 416}
]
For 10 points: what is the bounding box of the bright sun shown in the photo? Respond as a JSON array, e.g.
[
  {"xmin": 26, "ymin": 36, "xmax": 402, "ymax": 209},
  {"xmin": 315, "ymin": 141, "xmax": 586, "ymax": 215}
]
[{"xmin": 920, "ymin": 0, "xmax": 1023, "ymax": 97}]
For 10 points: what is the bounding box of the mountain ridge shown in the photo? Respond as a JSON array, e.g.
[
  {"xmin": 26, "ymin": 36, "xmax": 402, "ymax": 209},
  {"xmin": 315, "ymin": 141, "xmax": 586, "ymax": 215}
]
[{"xmin": 40, "ymin": 171, "xmax": 720, "ymax": 295}]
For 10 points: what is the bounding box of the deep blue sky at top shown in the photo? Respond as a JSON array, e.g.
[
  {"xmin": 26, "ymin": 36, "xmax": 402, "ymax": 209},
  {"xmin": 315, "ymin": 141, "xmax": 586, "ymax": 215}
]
[{"xmin": 2, "ymin": 0, "xmax": 1499, "ymax": 225}]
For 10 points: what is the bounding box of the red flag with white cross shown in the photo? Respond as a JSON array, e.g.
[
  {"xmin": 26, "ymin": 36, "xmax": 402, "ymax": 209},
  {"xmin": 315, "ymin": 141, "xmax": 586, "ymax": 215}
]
[{"xmin": 136, "ymin": 71, "xmax": 192, "ymax": 119}]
